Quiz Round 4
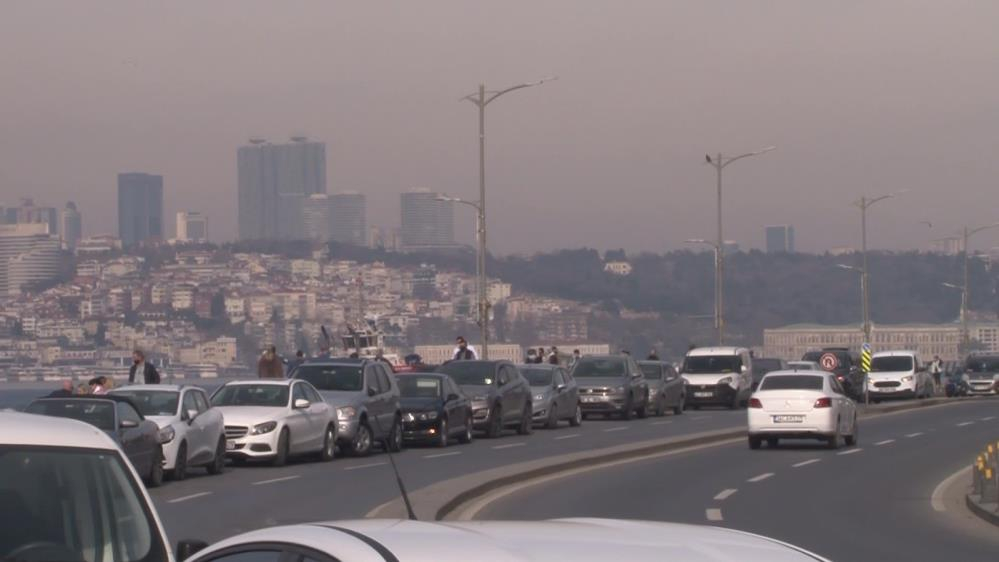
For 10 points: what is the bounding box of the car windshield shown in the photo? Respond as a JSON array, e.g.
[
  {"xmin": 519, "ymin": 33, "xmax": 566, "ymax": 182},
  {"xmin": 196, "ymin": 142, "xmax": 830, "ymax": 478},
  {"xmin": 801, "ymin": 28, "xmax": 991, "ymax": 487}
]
[
  {"xmin": 398, "ymin": 376, "xmax": 442, "ymax": 398},
  {"xmin": 24, "ymin": 400, "xmax": 116, "ymax": 431},
  {"xmin": 0, "ymin": 445, "xmax": 168, "ymax": 562},
  {"xmin": 521, "ymin": 368, "xmax": 554, "ymax": 386},
  {"xmin": 638, "ymin": 362, "xmax": 662, "ymax": 379},
  {"xmin": 759, "ymin": 375, "xmax": 825, "ymax": 391},
  {"xmin": 110, "ymin": 391, "xmax": 178, "ymax": 417},
  {"xmin": 211, "ymin": 385, "xmax": 289, "ymax": 407},
  {"xmin": 295, "ymin": 365, "xmax": 364, "ymax": 391},
  {"xmin": 572, "ymin": 358, "xmax": 626, "ymax": 377},
  {"xmin": 683, "ymin": 355, "xmax": 742, "ymax": 374},
  {"xmin": 966, "ymin": 357, "xmax": 999, "ymax": 373},
  {"xmin": 436, "ymin": 362, "xmax": 495, "ymax": 386},
  {"xmin": 870, "ymin": 356, "xmax": 914, "ymax": 372}
]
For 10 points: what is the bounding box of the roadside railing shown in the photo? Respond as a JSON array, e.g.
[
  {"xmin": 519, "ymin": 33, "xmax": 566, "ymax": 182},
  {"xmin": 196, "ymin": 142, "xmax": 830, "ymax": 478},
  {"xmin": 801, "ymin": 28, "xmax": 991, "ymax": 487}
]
[{"xmin": 972, "ymin": 441, "xmax": 999, "ymax": 511}]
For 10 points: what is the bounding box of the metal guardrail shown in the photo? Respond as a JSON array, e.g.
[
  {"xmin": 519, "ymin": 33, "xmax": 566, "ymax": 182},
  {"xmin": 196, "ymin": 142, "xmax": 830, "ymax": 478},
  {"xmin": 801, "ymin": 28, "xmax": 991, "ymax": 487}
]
[{"xmin": 972, "ymin": 441, "xmax": 999, "ymax": 510}]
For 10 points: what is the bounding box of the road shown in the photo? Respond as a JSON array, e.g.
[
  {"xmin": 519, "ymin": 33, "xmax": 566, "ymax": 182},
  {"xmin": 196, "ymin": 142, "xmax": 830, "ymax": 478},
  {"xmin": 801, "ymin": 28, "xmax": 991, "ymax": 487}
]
[{"xmin": 474, "ymin": 399, "xmax": 999, "ymax": 561}]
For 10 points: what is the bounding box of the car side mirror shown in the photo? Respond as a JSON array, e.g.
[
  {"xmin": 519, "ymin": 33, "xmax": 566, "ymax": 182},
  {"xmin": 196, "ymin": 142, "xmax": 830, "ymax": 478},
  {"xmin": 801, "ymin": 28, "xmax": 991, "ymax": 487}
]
[
  {"xmin": 176, "ymin": 539, "xmax": 209, "ymax": 560},
  {"xmin": 120, "ymin": 419, "xmax": 139, "ymax": 429},
  {"xmin": 293, "ymin": 398, "xmax": 311, "ymax": 409},
  {"xmin": 447, "ymin": 393, "xmax": 460, "ymax": 402},
  {"xmin": 186, "ymin": 409, "xmax": 199, "ymax": 423},
  {"xmin": 367, "ymin": 387, "xmax": 378, "ymax": 397},
  {"xmin": 740, "ymin": 365, "xmax": 749, "ymax": 373}
]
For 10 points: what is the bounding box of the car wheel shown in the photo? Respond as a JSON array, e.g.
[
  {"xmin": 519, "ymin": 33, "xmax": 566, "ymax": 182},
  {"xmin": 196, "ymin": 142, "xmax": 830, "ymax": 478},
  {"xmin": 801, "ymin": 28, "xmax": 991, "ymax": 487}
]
[
  {"xmin": 147, "ymin": 446, "xmax": 164, "ymax": 488},
  {"xmin": 485, "ymin": 406, "xmax": 502, "ymax": 438},
  {"xmin": 826, "ymin": 424, "xmax": 841, "ymax": 450},
  {"xmin": 351, "ymin": 421, "xmax": 373, "ymax": 456},
  {"xmin": 171, "ymin": 442, "xmax": 188, "ymax": 481},
  {"xmin": 517, "ymin": 404, "xmax": 534, "ymax": 435},
  {"xmin": 748, "ymin": 435, "xmax": 762, "ymax": 450},
  {"xmin": 458, "ymin": 412, "xmax": 473, "ymax": 444},
  {"xmin": 319, "ymin": 425, "xmax": 336, "ymax": 461},
  {"xmin": 386, "ymin": 417, "xmax": 404, "ymax": 453},
  {"xmin": 621, "ymin": 396, "xmax": 634, "ymax": 420},
  {"xmin": 569, "ymin": 403, "xmax": 582, "ymax": 427},
  {"xmin": 545, "ymin": 404, "xmax": 559, "ymax": 429},
  {"xmin": 845, "ymin": 417, "xmax": 858, "ymax": 447},
  {"xmin": 728, "ymin": 392, "xmax": 740, "ymax": 410},
  {"xmin": 673, "ymin": 395, "xmax": 685, "ymax": 416},
  {"xmin": 437, "ymin": 418, "xmax": 449, "ymax": 448},
  {"xmin": 207, "ymin": 436, "xmax": 226, "ymax": 475},
  {"xmin": 766, "ymin": 437, "xmax": 779, "ymax": 448},
  {"xmin": 271, "ymin": 428, "xmax": 290, "ymax": 466}
]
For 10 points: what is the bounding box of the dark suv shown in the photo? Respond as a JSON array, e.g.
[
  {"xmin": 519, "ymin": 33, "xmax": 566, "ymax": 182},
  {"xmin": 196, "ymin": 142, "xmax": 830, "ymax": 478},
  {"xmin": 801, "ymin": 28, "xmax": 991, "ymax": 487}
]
[
  {"xmin": 801, "ymin": 348, "xmax": 863, "ymax": 400},
  {"xmin": 436, "ymin": 360, "xmax": 532, "ymax": 438},
  {"xmin": 571, "ymin": 355, "xmax": 649, "ymax": 419}
]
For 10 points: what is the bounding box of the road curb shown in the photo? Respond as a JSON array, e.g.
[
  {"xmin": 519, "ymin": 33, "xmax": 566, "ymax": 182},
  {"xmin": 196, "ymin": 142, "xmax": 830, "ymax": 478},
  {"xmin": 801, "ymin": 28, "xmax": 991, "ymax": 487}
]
[{"xmin": 965, "ymin": 494, "xmax": 999, "ymax": 527}]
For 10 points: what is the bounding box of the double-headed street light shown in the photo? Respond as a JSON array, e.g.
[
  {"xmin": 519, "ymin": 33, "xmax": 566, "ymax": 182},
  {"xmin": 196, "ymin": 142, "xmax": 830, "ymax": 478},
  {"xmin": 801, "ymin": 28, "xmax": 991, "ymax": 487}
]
[
  {"xmin": 702, "ymin": 146, "xmax": 775, "ymax": 345},
  {"xmin": 852, "ymin": 190, "xmax": 905, "ymax": 343},
  {"xmin": 460, "ymin": 77, "xmax": 556, "ymax": 359},
  {"xmin": 436, "ymin": 195, "xmax": 485, "ymax": 338}
]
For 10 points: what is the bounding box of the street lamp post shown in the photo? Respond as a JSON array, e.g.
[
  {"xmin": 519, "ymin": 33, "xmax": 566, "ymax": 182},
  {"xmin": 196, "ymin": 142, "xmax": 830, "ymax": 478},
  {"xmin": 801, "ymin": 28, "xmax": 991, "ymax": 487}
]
[
  {"xmin": 461, "ymin": 77, "xmax": 555, "ymax": 359},
  {"xmin": 942, "ymin": 283, "xmax": 968, "ymax": 352},
  {"xmin": 685, "ymin": 238, "xmax": 721, "ymax": 342},
  {"xmin": 437, "ymin": 195, "xmax": 484, "ymax": 338},
  {"xmin": 702, "ymin": 147, "xmax": 775, "ymax": 345},
  {"xmin": 956, "ymin": 222, "xmax": 999, "ymax": 353},
  {"xmin": 852, "ymin": 192, "xmax": 904, "ymax": 343},
  {"xmin": 837, "ymin": 263, "xmax": 869, "ymax": 404}
]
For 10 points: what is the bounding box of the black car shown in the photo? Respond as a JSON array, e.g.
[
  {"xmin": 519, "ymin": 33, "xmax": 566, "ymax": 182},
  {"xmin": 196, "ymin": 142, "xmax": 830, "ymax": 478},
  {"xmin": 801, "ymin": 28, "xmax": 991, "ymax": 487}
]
[
  {"xmin": 801, "ymin": 348, "xmax": 864, "ymax": 400},
  {"xmin": 436, "ymin": 360, "xmax": 532, "ymax": 438},
  {"xmin": 572, "ymin": 355, "xmax": 650, "ymax": 419},
  {"xmin": 25, "ymin": 395, "xmax": 165, "ymax": 487},
  {"xmin": 751, "ymin": 357, "xmax": 788, "ymax": 391},
  {"xmin": 397, "ymin": 372, "xmax": 473, "ymax": 447}
]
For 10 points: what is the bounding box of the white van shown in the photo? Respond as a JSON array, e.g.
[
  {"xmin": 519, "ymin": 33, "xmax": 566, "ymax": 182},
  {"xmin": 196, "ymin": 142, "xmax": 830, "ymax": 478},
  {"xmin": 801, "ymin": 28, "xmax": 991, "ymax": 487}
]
[
  {"xmin": 681, "ymin": 346, "xmax": 754, "ymax": 409},
  {"xmin": 867, "ymin": 350, "xmax": 932, "ymax": 401}
]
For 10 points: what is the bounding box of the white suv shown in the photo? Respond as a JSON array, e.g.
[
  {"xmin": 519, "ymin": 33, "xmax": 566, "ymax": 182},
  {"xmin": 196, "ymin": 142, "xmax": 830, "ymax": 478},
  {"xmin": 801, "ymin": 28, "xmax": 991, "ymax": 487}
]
[{"xmin": 111, "ymin": 384, "xmax": 226, "ymax": 480}]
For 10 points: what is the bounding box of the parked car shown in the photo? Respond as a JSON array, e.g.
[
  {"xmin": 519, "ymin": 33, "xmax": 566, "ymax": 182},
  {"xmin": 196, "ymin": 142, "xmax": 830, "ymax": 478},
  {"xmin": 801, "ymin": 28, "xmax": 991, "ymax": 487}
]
[
  {"xmin": 293, "ymin": 358, "xmax": 403, "ymax": 456},
  {"xmin": 801, "ymin": 347, "xmax": 864, "ymax": 400},
  {"xmin": 25, "ymin": 395, "xmax": 165, "ymax": 486},
  {"xmin": 751, "ymin": 357, "xmax": 787, "ymax": 391},
  {"xmin": 867, "ymin": 350, "xmax": 933, "ymax": 401},
  {"xmin": 945, "ymin": 372, "xmax": 971, "ymax": 397},
  {"xmin": 572, "ymin": 354, "xmax": 649, "ymax": 419},
  {"xmin": 787, "ymin": 360, "xmax": 822, "ymax": 371},
  {"xmin": 519, "ymin": 363, "xmax": 582, "ymax": 428},
  {"xmin": 748, "ymin": 370, "xmax": 858, "ymax": 450},
  {"xmin": 210, "ymin": 379, "xmax": 336, "ymax": 466},
  {"xmin": 436, "ymin": 360, "xmax": 532, "ymax": 438},
  {"xmin": 680, "ymin": 347, "xmax": 753, "ymax": 409},
  {"xmin": 638, "ymin": 360, "xmax": 686, "ymax": 416},
  {"xmin": 396, "ymin": 372, "xmax": 473, "ymax": 447},
  {"xmin": 963, "ymin": 353, "xmax": 999, "ymax": 395},
  {"xmin": 0, "ymin": 412, "xmax": 174, "ymax": 562},
  {"xmin": 111, "ymin": 384, "xmax": 226, "ymax": 480}
]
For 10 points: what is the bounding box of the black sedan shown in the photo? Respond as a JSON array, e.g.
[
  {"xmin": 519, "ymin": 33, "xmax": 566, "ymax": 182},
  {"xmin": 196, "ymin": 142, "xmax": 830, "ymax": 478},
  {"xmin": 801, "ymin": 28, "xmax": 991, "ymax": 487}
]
[
  {"xmin": 25, "ymin": 395, "xmax": 165, "ymax": 487},
  {"xmin": 397, "ymin": 373, "xmax": 474, "ymax": 447}
]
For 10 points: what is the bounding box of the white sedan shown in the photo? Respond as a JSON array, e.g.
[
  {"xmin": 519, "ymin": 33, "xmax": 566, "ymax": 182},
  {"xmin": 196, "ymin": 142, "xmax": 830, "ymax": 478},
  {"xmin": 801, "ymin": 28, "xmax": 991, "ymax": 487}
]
[
  {"xmin": 210, "ymin": 380, "xmax": 337, "ymax": 466},
  {"xmin": 747, "ymin": 370, "xmax": 858, "ymax": 450}
]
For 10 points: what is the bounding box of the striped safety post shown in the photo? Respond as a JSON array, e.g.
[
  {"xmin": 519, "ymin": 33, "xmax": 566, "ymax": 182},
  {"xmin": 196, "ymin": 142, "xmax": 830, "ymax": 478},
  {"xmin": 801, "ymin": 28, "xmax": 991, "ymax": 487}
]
[{"xmin": 861, "ymin": 343, "xmax": 872, "ymax": 405}]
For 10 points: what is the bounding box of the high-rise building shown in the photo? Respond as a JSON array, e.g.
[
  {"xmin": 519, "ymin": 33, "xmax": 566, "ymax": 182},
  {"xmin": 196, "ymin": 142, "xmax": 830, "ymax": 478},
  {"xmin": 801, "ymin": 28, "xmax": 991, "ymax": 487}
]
[
  {"xmin": 237, "ymin": 137, "xmax": 327, "ymax": 240},
  {"xmin": 118, "ymin": 173, "xmax": 164, "ymax": 247},
  {"xmin": 765, "ymin": 225, "xmax": 795, "ymax": 253},
  {"xmin": 330, "ymin": 191, "xmax": 366, "ymax": 246},
  {"xmin": 301, "ymin": 194, "xmax": 332, "ymax": 241},
  {"xmin": 176, "ymin": 211, "xmax": 208, "ymax": 242},
  {"xmin": 0, "ymin": 223, "xmax": 61, "ymax": 297},
  {"xmin": 60, "ymin": 202, "xmax": 82, "ymax": 250},
  {"xmin": 7, "ymin": 198, "xmax": 58, "ymax": 235},
  {"xmin": 400, "ymin": 189, "xmax": 455, "ymax": 251}
]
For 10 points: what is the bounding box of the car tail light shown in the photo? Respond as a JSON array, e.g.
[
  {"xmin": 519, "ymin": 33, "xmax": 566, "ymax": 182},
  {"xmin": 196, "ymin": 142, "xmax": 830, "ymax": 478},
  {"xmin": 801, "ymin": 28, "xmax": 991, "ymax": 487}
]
[
  {"xmin": 813, "ymin": 397, "xmax": 832, "ymax": 408},
  {"xmin": 748, "ymin": 398, "xmax": 763, "ymax": 409},
  {"xmin": 836, "ymin": 375, "xmax": 845, "ymax": 382}
]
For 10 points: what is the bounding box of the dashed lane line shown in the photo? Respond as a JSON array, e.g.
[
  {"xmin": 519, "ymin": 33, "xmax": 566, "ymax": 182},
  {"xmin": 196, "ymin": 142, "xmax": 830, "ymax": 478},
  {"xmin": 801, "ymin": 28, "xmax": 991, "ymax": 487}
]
[
  {"xmin": 166, "ymin": 492, "xmax": 212, "ymax": 504},
  {"xmin": 747, "ymin": 473, "xmax": 774, "ymax": 483},
  {"xmin": 423, "ymin": 451, "xmax": 461, "ymax": 459},
  {"xmin": 343, "ymin": 462, "xmax": 387, "ymax": 471},
  {"xmin": 492, "ymin": 442, "xmax": 526, "ymax": 450},
  {"xmin": 651, "ymin": 420, "xmax": 674, "ymax": 425},
  {"xmin": 981, "ymin": 416, "xmax": 996, "ymax": 422},
  {"xmin": 603, "ymin": 426, "xmax": 629, "ymax": 433},
  {"xmin": 706, "ymin": 508, "xmax": 724, "ymax": 521},
  {"xmin": 957, "ymin": 422, "xmax": 975, "ymax": 427},
  {"xmin": 714, "ymin": 489, "xmax": 738, "ymax": 501},
  {"xmin": 792, "ymin": 459, "xmax": 821, "ymax": 468},
  {"xmin": 251, "ymin": 475, "xmax": 300, "ymax": 486},
  {"xmin": 837, "ymin": 448, "xmax": 863, "ymax": 456},
  {"xmin": 906, "ymin": 432, "xmax": 923, "ymax": 438},
  {"xmin": 554, "ymin": 434, "xmax": 581, "ymax": 440},
  {"xmin": 691, "ymin": 416, "xmax": 711, "ymax": 421},
  {"xmin": 874, "ymin": 439, "xmax": 895, "ymax": 446}
]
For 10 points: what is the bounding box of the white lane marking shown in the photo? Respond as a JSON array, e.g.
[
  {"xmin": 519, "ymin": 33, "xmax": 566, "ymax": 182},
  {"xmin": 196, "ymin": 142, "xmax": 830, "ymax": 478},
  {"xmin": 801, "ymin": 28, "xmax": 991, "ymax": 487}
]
[
  {"xmin": 652, "ymin": 420, "xmax": 673, "ymax": 425},
  {"xmin": 714, "ymin": 489, "xmax": 738, "ymax": 501},
  {"xmin": 792, "ymin": 459, "xmax": 821, "ymax": 468},
  {"xmin": 837, "ymin": 448, "xmax": 863, "ymax": 456},
  {"xmin": 982, "ymin": 416, "xmax": 996, "ymax": 422},
  {"xmin": 251, "ymin": 475, "xmax": 300, "ymax": 486},
  {"xmin": 932, "ymin": 466, "xmax": 972, "ymax": 512},
  {"xmin": 554, "ymin": 434, "xmax": 581, "ymax": 440},
  {"xmin": 423, "ymin": 451, "xmax": 461, "ymax": 459},
  {"xmin": 343, "ymin": 462, "xmax": 387, "ymax": 471},
  {"xmin": 957, "ymin": 421, "xmax": 974, "ymax": 427},
  {"xmin": 875, "ymin": 439, "xmax": 895, "ymax": 446},
  {"xmin": 492, "ymin": 442, "xmax": 526, "ymax": 450},
  {"xmin": 747, "ymin": 472, "xmax": 774, "ymax": 483},
  {"xmin": 603, "ymin": 426, "xmax": 629, "ymax": 433},
  {"xmin": 166, "ymin": 492, "xmax": 212, "ymax": 504},
  {"xmin": 706, "ymin": 508, "xmax": 724, "ymax": 521},
  {"xmin": 906, "ymin": 432, "xmax": 923, "ymax": 438}
]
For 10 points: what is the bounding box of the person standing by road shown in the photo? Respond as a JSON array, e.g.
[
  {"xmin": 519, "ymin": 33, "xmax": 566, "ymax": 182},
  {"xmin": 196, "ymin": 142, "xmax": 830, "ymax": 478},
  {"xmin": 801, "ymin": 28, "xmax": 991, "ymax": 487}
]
[
  {"xmin": 286, "ymin": 350, "xmax": 305, "ymax": 378},
  {"xmin": 48, "ymin": 380, "xmax": 74, "ymax": 397},
  {"xmin": 548, "ymin": 346, "xmax": 560, "ymax": 365},
  {"xmin": 128, "ymin": 350, "xmax": 161, "ymax": 385},
  {"xmin": 647, "ymin": 349, "xmax": 660, "ymax": 361},
  {"xmin": 570, "ymin": 349, "xmax": 582, "ymax": 368},
  {"xmin": 929, "ymin": 355, "xmax": 944, "ymax": 392},
  {"xmin": 257, "ymin": 346, "xmax": 285, "ymax": 379},
  {"xmin": 453, "ymin": 336, "xmax": 478, "ymax": 360}
]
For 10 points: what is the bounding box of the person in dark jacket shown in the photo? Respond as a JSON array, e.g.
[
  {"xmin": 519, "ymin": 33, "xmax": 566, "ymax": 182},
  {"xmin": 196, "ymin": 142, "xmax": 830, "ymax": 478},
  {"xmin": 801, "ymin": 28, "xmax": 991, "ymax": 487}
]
[
  {"xmin": 285, "ymin": 350, "xmax": 306, "ymax": 378},
  {"xmin": 48, "ymin": 379, "xmax": 74, "ymax": 397},
  {"xmin": 129, "ymin": 350, "xmax": 161, "ymax": 384},
  {"xmin": 258, "ymin": 346, "xmax": 285, "ymax": 379},
  {"xmin": 548, "ymin": 346, "xmax": 560, "ymax": 365},
  {"xmin": 453, "ymin": 336, "xmax": 477, "ymax": 360},
  {"xmin": 647, "ymin": 349, "xmax": 660, "ymax": 361}
]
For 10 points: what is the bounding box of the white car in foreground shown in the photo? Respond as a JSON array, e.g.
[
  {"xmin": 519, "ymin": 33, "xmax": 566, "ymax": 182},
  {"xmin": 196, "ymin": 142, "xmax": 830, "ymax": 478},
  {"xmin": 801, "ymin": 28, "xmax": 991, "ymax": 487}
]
[
  {"xmin": 748, "ymin": 370, "xmax": 858, "ymax": 450},
  {"xmin": 211, "ymin": 380, "xmax": 337, "ymax": 466},
  {"xmin": 184, "ymin": 518, "xmax": 830, "ymax": 562},
  {"xmin": 111, "ymin": 384, "xmax": 226, "ymax": 480}
]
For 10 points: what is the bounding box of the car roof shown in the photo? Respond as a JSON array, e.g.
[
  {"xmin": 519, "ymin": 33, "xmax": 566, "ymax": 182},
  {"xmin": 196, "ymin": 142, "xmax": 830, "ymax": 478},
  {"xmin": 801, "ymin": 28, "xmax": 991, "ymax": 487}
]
[
  {"xmin": 302, "ymin": 357, "xmax": 367, "ymax": 366},
  {"xmin": 871, "ymin": 350, "xmax": 917, "ymax": 357},
  {"xmin": 395, "ymin": 371, "xmax": 447, "ymax": 378},
  {"xmin": 686, "ymin": 347, "xmax": 748, "ymax": 357},
  {"xmin": 196, "ymin": 519, "xmax": 829, "ymax": 561},
  {"xmin": 110, "ymin": 384, "xmax": 191, "ymax": 393},
  {"xmin": 763, "ymin": 370, "xmax": 829, "ymax": 378},
  {"xmin": 222, "ymin": 379, "xmax": 297, "ymax": 387},
  {"xmin": 0, "ymin": 411, "xmax": 119, "ymax": 449}
]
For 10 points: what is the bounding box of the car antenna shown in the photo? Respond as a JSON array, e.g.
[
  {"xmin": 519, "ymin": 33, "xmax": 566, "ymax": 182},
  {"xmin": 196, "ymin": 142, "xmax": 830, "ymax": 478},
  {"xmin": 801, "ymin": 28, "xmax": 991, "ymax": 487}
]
[{"xmin": 370, "ymin": 413, "xmax": 418, "ymax": 520}]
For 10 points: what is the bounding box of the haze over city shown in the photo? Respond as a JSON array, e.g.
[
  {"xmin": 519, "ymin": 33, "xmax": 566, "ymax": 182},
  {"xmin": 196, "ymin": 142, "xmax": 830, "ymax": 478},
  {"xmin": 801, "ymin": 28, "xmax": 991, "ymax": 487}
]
[{"xmin": 2, "ymin": 1, "xmax": 999, "ymax": 253}]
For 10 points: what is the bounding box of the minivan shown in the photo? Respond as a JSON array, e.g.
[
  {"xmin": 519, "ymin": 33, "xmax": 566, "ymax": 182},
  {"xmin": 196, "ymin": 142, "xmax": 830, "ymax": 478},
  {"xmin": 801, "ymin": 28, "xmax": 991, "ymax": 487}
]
[
  {"xmin": 681, "ymin": 346, "xmax": 753, "ymax": 409},
  {"xmin": 867, "ymin": 350, "xmax": 932, "ymax": 401}
]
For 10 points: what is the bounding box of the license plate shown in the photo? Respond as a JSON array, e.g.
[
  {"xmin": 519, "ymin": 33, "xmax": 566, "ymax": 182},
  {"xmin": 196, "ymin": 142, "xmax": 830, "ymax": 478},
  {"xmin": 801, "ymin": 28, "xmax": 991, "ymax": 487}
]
[
  {"xmin": 773, "ymin": 415, "xmax": 804, "ymax": 423},
  {"xmin": 582, "ymin": 396, "xmax": 598, "ymax": 403},
  {"xmin": 225, "ymin": 440, "xmax": 236, "ymax": 450},
  {"xmin": 694, "ymin": 392, "xmax": 713, "ymax": 398}
]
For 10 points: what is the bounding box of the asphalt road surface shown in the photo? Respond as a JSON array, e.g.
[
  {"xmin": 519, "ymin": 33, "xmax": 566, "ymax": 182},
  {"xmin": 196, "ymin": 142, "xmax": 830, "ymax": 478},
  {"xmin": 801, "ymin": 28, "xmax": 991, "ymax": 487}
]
[{"xmin": 475, "ymin": 399, "xmax": 999, "ymax": 561}]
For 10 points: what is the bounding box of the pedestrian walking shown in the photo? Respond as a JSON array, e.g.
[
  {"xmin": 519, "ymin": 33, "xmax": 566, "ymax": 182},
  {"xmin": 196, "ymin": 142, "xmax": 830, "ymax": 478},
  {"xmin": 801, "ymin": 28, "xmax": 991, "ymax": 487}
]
[
  {"xmin": 286, "ymin": 350, "xmax": 306, "ymax": 378},
  {"xmin": 453, "ymin": 336, "xmax": 478, "ymax": 360},
  {"xmin": 257, "ymin": 346, "xmax": 285, "ymax": 379},
  {"xmin": 929, "ymin": 355, "xmax": 943, "ymax": 392},
  {"xmin": 128, "ymin": 350, "xmax": 161, "ymax": 385}
]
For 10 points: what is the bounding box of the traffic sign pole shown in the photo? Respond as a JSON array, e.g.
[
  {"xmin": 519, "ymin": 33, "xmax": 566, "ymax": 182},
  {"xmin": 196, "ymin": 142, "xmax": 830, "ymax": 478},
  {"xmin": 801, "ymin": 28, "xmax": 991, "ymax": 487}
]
[{"xmin": 861, "ymin": 343, "xmax": 872, "ymax": 405}]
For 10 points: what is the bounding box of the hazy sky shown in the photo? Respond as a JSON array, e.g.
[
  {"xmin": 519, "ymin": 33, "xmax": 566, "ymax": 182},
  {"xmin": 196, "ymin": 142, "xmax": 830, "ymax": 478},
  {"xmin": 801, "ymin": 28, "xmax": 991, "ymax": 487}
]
[{"xmin": 2, "ymin": 1, "xmax": 998, "ymax": 254}]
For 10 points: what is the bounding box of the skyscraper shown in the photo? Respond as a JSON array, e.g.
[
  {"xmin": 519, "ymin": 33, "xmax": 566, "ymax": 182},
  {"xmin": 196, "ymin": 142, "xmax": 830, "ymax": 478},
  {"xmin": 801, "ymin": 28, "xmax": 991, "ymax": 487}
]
[
  {"xmin": 176, "ymin": 211, "xmax": 208, "ymax": 242},
  {"xmin": 60, "ymin": 201, "xmax": 82, "ymax": 250},
  {"xmin": 237, "ymin": 137, "xmax": 327, "ymax": 240},
  {"xmin": 765, "ymin": 225, "xmax": 795, "ymax": 253},
  {"xmin": 400, "ymin": 188, "xmax": 455, "ymax": 251},
  {"xmin": 8, "ymin": 198, "xmax": 57, "ymax": 235},
  {"xmin": 117, "ymin": 173, "xmax": 163, "ymax": 247},
  {"xmin": 301, "ymin": 194, "xmax": 332, "ymax": 241},
  {"xmin": 0, "ymin": 223, "xmax": 61, "ymax": 297},
  {"xmin": 330, "ymin": 191, "xmax": 367, "ymax": 246}
]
